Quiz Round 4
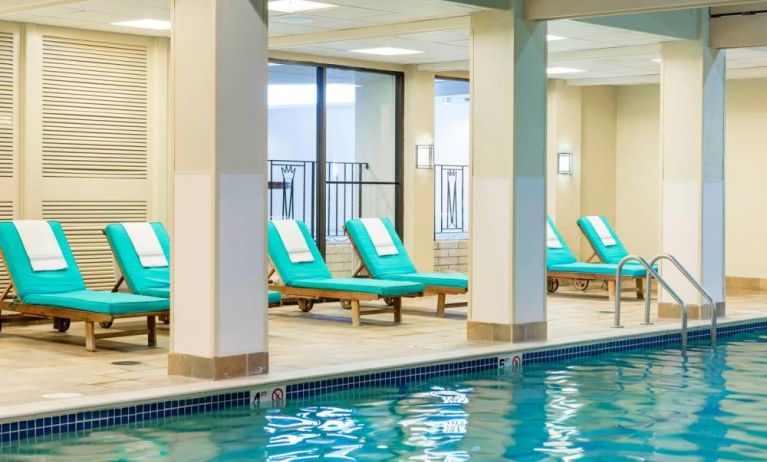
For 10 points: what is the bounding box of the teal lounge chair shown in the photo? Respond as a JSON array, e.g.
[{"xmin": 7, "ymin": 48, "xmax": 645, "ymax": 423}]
[
  {"xmin": 0, "ymin": 220, "xmax": 169, "ymax": 351},
  {"xmin": 345, "ymin": 218, "xmax": 468, "ymax": 317},
  {"xmin": 576, "ymin": 215, "xmax": 631, "ymax": 264},
  {"xmin": 268, "ymin": 220, "xmax": 424, "ymax": 326},
  {"xmin": 547, "ymin": 216, "xmax": 645, "ymax": 300},
  {"xmin": 104, "ymin": 223, "xmax": 281, "ymax": 308}
]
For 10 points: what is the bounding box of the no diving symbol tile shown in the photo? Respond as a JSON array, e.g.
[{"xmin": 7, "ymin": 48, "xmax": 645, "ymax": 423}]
[{"xmin": 250, "ymin": 386, "xmax": 286, "ymax": 408}]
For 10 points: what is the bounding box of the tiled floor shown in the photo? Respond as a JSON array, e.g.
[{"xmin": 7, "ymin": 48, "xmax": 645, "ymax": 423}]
[{"xmin": 1, "ymin": 286, "xmax": 766, "ymax": 419}]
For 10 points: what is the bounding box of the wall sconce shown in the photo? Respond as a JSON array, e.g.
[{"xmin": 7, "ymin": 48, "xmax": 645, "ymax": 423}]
[
  {"xmin": 416, "ymin": 144, "xmax": 435, "ymax": 169},
  {"xmin": 557, "ymin": 152, "xmax": 573, "ymax": 175}
]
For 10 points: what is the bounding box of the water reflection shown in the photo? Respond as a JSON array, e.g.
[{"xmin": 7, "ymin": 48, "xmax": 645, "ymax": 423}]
[{"xmin": 4, "ymin": 335, "xmax": 767, "ymax": 461}]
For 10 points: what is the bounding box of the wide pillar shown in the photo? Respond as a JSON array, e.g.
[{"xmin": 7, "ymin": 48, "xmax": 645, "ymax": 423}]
[
  {"xmin": 403, "ymin": 66, "xmax": 435, "ymax": 271},
  {"xmin": 467, "ymin": 3, "xmax": 548, "ymax": 342},
  {"xmin": 168, "ymin": 0, "xmax": 270, "ymax": 379},
  {"xmin": 659, "ymin": 13, "xmax": 726, "ymax": 320}
]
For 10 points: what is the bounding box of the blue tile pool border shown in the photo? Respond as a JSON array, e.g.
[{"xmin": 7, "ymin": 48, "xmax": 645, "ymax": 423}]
[{"xmin": 2, "ymin": 318, "xmax": 767, "ymax": 445}]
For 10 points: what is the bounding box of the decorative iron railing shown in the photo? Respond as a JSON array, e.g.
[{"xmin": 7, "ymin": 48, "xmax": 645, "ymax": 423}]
[
  {"xmin": 435, "ymin": 164, "xmax": 469, "ymax": 239},
  {"xmin": 267, "ymin": 159, "xmax": 372, "ymax": 239}
]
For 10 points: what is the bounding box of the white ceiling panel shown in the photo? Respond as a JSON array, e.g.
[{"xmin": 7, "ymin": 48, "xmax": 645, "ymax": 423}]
[{"xmin": 1, "ymin": 0, "xmax": 767, "ymax": 84}]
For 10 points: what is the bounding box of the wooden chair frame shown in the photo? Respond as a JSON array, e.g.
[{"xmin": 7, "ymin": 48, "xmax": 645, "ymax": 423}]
[
  {"xmin": 268, "ymin": 263, "xmax": 423, "ymax": 326},
  {"xmin": 0, "ymin": 248, "xmax": 165, "ymax": 352},
  {"xmin": 547, "ymin": 271, "xmax": 644, "ymax": 301},
  {"xmin": 344, "ymin": 228, "xmax": 467, "ymax": 317}
]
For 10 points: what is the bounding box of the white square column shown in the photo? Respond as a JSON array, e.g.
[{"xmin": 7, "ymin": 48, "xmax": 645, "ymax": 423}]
[
  {"xmin": 659, "ymin": 13, "xmax": 726, "ymax": 320},
  {"xmin": 467, "ymin": 3, "xmax": 547, "ymax": 342},
  {"xmin": 168, "ymin": 0, "xmax": 270, "ymax": 379}
]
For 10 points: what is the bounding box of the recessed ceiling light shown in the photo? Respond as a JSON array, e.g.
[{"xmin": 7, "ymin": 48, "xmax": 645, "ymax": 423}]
[
  {"xmin": 111, "ymin": 18, "xmax": 171, "ymax": 30},
  {"xmin": 547, "ymin": 67, "xmax": 585, "ymax": 75},
  {"xmin": 268, "ymin": 0, "xmax": 337, "ymax": 13},
  {"xmin": 652, "ymin": 58, "xmax": 662, "ymax": 63},
  {"xmin": 279, "ymin": 15, "xmax": 315, "ymax": 25},
  {"xmin": 547, "ymin": 34, "xmax": 566, "ymax": 41},
  {"xmin": 351, "ymin": 47, "xmax": 423, "ymax": 56}
]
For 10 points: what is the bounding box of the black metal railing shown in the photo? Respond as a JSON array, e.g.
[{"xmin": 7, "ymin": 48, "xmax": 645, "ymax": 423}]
[
  {"xmin": 268, "ymin": 159, "xmax": 377, "ymax": 239},
  {"xmin": 435, "ymin": 164, "xmax": 469, "ymax": 239}
]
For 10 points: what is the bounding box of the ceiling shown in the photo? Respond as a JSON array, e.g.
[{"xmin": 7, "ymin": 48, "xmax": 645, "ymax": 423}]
[{"xmin": 2, "ymin": 0, "xmax": 767, "ymax": 84}]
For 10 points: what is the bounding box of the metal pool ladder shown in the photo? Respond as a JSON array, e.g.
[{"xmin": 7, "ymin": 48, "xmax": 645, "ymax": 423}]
[{"xmin": 614, "ymin": 254, "xmax": 717, "ymax": 349}]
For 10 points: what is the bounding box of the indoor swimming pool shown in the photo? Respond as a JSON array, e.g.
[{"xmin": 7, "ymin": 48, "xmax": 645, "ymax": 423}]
[{"xmin": 4, "ymin": 330, "xmax": 767, "ymax": 461}]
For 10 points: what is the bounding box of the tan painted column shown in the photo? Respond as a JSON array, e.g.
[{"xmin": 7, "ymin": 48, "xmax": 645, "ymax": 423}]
[
  {"xmin": 168, "ymin": 0, "xmax": 269, "ymax": 379},
  {"xmin": 403, "ymin": 66, "xmax": 435, "ymax": 271},
  {"xmin": 467, "ymin": 3, "xmax": 547, "ymax": 342},
  {"xmin": 659, "ymin": 12, "xmax": 726, "ymax": 320}
]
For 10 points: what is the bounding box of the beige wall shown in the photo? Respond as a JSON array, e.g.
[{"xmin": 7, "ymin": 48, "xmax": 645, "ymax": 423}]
[
  {"xmin": 580, "ymin": 86, "xmax": 617, "ymax": 259},
  {"xmin": 725, "ymin": 78, "xmax": 767, "ymax": 279},
  {"xmin": 614, "ymin": 85, "xmax": 661, "ymax": 259},
  {"xmin": 547, "ymin": 80, "xmax": 583, "ymax": 255}
]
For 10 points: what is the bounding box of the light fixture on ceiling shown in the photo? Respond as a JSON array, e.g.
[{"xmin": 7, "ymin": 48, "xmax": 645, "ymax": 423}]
[
  {"xmin": 111, "ymin": 18, "xmax": 171, "ymax": 30},
  {"xmin": 268, "ymin": 0, "xmax": 337, "ymax": 13},
  {"xmin": 651, "ymin": 58, "xmax": 662, "ymax": 63},
  {"xmin": 547, "ymin": 67, "xmax": 585, "ymax": 75},
  {"xmin": 351, "ymin": 47, "xmax": 424, "ymax": 56},
  {"xmin": 547, "ymin": 34, "xmax": 566, "ymax": 41}
]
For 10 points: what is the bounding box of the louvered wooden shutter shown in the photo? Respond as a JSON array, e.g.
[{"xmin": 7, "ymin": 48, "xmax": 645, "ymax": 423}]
[
  {"xmin": 41, "ymin": 35, "xmax": 148, "ymax": 179},
  {"xmin": 0, "ymin": 201, "xmax": 13, "ymax": 290},
  {"xmin": 42, "ymin": 200, "xmax": 147, "ymax": 290},
  {"xmin": 0, "ymin": 32, "xmax": 15, "ymax": 179}
]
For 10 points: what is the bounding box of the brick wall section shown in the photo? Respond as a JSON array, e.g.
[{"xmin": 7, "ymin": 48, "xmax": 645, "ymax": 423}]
[
  {"xmin": 434, "ymin": 240, "xmax": 469, "ymax": 273},
  {"xmin": 326, "ymin": 243, "xmax": 353, "ymax": 277},
  {"xmin": 325, "ymin": 240, "xmax": 470, "ymax": 277}
]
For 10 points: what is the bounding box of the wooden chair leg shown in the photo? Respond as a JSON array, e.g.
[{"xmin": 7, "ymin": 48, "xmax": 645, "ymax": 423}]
[
  {"xmin": 85, "ymin": 321, "xmax": 96, "ymax": 352},
  {"xmin": 607, "ymin": 280, "xmax": 616, "ymax": 302},
  {"xmin": 147, "ymin": 316, "xmax": 157, "ymax": 346},
  {"xmin": 393, "ymin": 297, "xmax": 402, "ymax": 323},
  {"xmin": 351, "ymin": 300, "xmax": 361, "ymax": 327},
  {"xmin": 436, "ymin": 293, "xmax": 446, "ymax": 317},
  {"xmin": 636, "ymin": 279, "xmax": 645, "ymax": 300}
]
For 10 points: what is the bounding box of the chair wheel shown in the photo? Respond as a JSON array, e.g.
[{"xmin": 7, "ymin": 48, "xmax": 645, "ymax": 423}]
[
  {"xmin": 574, "ymin": 279, "xmax": 589, "ymax": 291},
  {"xmin": 160, "ymin": 315, "xmax": 170, "ymax": 324},
  {"xmin": 53, "ymin": 318, "xmax": 71, "ymax": 333},
  {"xmin": 99, "ymin": 320, "xmax": 113, "ymax": 329},
  {"xmin": 298, "ymin": 299, "xmax": 314, "ymax": 312},
  {"xmin": 547, "ymin": 278, "xmax": 559, "ymax": 294},
  {"xmin": 384, "ymin": 297, "xmax": 396, "ymax": 306},
  {"xmin": 340, "ymin": 300, "xmax": 352, "ymax": 309}
]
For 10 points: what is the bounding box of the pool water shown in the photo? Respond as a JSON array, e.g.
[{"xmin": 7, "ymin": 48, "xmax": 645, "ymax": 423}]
[{"xmin": 4, "ymin": 332, "xmax": 767, "ymax": 461}]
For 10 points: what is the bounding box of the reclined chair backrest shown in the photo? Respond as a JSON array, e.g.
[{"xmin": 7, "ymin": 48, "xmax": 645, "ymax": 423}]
[
  {"xmin": 103, "ymin": 222, "xmax": 170, "ymax": 296},
  {"xmin": 345, "ymin": 218, "xmax": 416, "ymax": 278},
  {"xmin": 546, "ymin": 216, "xmax": 578, "ymax": 267},
  {"xmin": 268, "ymin": 220, "xmax": 331, "ymax": 285},
  {"xmin": 0, "ymin": 221, "xmax": 86, "ymax": 298},
  {"xmin": 576, "ymin": 215, "xmax": 629, "ymax": 264}
]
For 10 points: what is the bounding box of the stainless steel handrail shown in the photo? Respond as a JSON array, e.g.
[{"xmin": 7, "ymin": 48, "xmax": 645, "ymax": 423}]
[
  {"xmin": 615, "ymin": 255, "xmax": 690, "ymax": 348},
  {"xmin": 649, "ymin": 254, "xmax": 717, "ymax": 347}
]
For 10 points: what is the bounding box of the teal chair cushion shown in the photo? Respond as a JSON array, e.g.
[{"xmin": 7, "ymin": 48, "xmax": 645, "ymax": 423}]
[
  {"xmin": 0, "ymin": 221, "xmax": 86, "ymax": 298},
  {"xmin": 268, "ymin": 221, "xmax": 331, "ymax": 285},
  {"xmin": 24, "ymin": 290, "xmax": 169, "ymax": 315},
  {"xmin": 344, "ymin": 218, "xmax": 416, "ymax": 278},
  {"xmin": 142, "ymin": 286, "xmax": 170, "ymax": 298},
  {"xmin": 384, "ymin": 272, "xmax": 468, "ymax": 289},
  {"xmin": 548, "ymin": 262, "xmax": 647, "ymax": 277},
  {"xmin": 291, "ymin": 277, "xmax": 423, "ymax": 296},
  {"xmin": 546, "ymin": 216, "xmax": 578, "ymax": 267},
  {"xmin": 577, "ymin": 216, "xmax": 629, "ymax": 264},
  {"xmin": 268, "ymin": 290, "xmax": 281, "ymax": 305},
  {"xmin": 103, "ymin": 223, "xmax": 170, "ymax": 298}
]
